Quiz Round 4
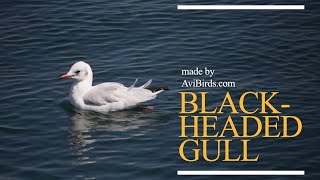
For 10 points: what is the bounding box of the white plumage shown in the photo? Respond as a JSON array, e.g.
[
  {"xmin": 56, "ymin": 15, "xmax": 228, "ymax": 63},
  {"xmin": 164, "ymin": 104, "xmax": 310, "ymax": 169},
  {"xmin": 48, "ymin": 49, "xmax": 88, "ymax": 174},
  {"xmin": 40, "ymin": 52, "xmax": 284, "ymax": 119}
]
[{"xmin": 60, "ymin": 61, "xmax": 163, "ymax": 113}]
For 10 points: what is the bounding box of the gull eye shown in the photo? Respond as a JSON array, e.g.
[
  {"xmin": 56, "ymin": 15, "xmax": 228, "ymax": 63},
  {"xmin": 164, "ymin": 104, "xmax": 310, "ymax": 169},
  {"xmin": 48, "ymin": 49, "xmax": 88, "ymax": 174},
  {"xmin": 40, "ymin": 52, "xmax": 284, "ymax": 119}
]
[{"xmin": 75, "ymin": 70, "xmax": 80, "ymax": 74}]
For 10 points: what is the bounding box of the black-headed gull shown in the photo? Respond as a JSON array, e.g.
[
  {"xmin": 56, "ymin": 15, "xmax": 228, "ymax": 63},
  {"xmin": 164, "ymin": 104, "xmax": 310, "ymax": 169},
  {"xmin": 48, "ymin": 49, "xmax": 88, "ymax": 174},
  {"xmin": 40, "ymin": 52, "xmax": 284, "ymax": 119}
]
[{"xmin": 60, "ymin": 61, "xmax": 165, "ymax": 113}]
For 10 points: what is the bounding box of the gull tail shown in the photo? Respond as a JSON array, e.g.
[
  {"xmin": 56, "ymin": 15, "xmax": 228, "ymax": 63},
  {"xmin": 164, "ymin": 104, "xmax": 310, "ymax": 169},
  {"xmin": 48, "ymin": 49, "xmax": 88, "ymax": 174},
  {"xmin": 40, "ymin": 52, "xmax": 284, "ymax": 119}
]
[{"xmin": 147, "ymin": 85, "xmax": 169, "ymax": 93}]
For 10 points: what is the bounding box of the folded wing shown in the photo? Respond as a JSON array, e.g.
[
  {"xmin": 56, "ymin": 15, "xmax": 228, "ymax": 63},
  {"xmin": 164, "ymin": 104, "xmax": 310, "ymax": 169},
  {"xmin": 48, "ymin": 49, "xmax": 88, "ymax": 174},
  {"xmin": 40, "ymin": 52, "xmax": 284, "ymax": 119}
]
[
  {"xmin": 82, "ymin": 80, "xmax": 162, "ymax": 108},
  {"xmin": 83, "ymin": 82, "xmax": 127, "ymax": 106}
]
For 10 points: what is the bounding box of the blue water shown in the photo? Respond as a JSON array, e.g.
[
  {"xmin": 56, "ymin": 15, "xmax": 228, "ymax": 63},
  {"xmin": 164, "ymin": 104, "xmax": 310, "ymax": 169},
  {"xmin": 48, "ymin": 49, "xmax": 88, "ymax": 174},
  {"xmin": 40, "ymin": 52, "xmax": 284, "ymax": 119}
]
[{"xmin": 0, "ymin": 0, "xmax": 319, "ymax": 179}]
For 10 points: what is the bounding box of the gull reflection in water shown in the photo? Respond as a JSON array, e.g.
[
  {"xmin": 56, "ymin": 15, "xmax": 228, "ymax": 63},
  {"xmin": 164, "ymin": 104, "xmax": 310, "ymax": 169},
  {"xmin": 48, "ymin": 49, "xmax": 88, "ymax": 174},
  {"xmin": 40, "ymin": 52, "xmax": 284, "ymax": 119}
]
[{"xmin": 64, "ymin": 105, "xmax": 159, "ymax": 165}]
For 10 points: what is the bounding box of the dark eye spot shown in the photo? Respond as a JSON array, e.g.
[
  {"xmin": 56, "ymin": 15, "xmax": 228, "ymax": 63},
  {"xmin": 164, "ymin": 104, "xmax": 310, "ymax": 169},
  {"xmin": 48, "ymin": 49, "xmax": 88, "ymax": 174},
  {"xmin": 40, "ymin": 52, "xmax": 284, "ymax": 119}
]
[{"xmin": 75, "ymin": 70, "xmax": 80, "ymax": 74}]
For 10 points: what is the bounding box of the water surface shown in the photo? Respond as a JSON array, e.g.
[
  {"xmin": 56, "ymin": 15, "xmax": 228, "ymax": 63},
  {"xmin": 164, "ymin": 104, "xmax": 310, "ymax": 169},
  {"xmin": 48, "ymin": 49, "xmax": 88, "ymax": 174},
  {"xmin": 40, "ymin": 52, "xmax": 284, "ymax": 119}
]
[{"xmin": 0, "ymin": 0, "xmax": 319, "ymax": 179}]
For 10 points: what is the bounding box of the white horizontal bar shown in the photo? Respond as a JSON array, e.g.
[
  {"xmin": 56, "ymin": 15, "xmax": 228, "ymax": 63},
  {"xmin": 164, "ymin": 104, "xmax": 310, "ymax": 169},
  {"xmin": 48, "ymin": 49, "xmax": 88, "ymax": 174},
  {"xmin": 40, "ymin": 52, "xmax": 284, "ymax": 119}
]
[
  {"xmin": 177, "ymin": 5, "xmax": 305, "ymax": 10},
  {"xmin": 177, "ymin": 170, "xmax": 305, "ymax": 175}
]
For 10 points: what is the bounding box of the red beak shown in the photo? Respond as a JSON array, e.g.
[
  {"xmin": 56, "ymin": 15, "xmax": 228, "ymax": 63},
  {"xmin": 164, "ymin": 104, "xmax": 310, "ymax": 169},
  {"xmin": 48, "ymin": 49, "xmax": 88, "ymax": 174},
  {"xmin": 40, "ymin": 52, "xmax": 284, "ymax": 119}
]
[{"xmin": 59, "ymin": 74, "xmax": 72, "ymax": 80}]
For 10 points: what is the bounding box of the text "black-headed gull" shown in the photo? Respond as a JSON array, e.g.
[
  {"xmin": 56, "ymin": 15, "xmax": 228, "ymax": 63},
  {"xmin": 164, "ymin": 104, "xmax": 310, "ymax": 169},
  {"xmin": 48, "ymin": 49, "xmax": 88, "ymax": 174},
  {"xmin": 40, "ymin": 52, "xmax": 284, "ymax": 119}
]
[{"xmin": 60, "ymin": 61, "xmax": 165, "ymax": 113}]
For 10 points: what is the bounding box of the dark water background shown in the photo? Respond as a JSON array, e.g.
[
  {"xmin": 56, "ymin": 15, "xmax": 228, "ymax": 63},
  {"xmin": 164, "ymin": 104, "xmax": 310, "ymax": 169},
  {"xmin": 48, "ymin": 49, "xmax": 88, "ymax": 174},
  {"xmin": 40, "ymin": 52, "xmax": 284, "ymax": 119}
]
[{"xmin": 0, "ymin": 0, "xmax": 319, "ymax": 179}]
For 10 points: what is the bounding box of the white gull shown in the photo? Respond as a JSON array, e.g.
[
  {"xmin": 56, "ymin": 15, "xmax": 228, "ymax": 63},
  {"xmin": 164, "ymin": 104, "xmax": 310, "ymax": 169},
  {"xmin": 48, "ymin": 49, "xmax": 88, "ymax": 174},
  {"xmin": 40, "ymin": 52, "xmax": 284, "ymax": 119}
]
[{"xmin": 60, "ymin": 61, "xmax": 164, "ymax": 113}]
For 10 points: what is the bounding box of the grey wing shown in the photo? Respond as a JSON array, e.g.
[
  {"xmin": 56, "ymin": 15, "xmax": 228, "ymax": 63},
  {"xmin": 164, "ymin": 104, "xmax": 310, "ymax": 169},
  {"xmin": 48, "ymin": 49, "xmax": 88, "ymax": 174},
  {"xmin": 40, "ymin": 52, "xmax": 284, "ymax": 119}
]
[{"xmin": 83, "ymin": 83, "xmax": 127, "ymax": 106}]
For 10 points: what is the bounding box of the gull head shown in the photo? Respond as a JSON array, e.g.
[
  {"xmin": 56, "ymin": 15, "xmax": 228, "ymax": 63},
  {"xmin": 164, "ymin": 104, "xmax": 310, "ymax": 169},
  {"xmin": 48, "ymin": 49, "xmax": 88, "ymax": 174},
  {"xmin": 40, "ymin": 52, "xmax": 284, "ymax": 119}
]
[{"xmin": 59, "ymin": 61, "xmax": 93, "ymax": 82}]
